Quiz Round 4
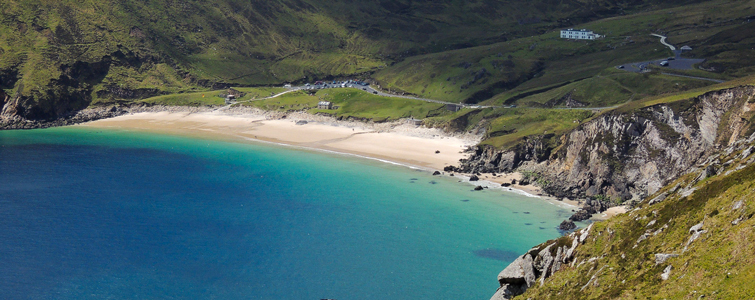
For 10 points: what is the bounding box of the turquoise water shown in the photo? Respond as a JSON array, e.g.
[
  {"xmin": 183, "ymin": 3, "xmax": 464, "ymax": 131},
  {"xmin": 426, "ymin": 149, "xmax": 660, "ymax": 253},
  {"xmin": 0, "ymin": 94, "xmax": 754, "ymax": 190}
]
[{"xmin": 0, "ymin": 127, "xmax": 571, "ymax": 299}]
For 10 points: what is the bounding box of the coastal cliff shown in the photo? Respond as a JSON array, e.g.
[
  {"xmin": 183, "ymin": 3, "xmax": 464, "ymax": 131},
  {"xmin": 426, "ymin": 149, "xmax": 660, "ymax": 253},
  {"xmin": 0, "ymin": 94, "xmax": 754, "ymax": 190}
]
[
  {"xmin": 491, "ymin": 128, "xmax": 755, "ymax": 299},
  {"xmin": 456, "ymin": 86, "xmax": 755, "ymax": 202}
]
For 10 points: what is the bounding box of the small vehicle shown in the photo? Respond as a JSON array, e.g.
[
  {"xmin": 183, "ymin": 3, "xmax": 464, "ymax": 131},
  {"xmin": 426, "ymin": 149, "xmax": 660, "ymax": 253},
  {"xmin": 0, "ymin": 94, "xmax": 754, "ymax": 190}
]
[
  {"xmin": 617, "ymin": 65, "xmax": 625, "ymax": 69},
  {"xmin": 660, "ymin": 60, "xmax": 669, "ymax": 67},
  {"xmin": 667, "ymin": 57, "xmax": 676, "ymax": 61},
  {"xmin": 372, "ymin": 91, "xmax": 378, "ymax": 94}
]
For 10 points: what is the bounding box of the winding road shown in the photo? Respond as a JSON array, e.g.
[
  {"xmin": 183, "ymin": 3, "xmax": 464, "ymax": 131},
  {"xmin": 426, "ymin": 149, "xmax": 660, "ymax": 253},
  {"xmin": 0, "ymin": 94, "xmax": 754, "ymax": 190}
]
[
  {"xmin": 219, "ymin": 83, "xmax": 616, "ymax": 112},
  {"xmin": 651, "ymin": 33, "xmax": 676, "ymax": 51}
]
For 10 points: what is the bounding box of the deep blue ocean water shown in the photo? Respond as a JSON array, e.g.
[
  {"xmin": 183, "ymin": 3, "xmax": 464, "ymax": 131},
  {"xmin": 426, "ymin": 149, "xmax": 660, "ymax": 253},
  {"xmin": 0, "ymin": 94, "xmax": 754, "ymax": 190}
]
[{"xmin": 0, "ymin": 127, "xmax": 572, "ymax": 300}]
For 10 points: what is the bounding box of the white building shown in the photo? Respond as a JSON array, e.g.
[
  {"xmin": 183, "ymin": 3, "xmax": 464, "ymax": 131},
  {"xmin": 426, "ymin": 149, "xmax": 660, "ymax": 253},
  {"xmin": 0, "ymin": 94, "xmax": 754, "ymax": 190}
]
[{"xmin": 560, "ymin": 28, "xmax": 602, "ymax": 40}]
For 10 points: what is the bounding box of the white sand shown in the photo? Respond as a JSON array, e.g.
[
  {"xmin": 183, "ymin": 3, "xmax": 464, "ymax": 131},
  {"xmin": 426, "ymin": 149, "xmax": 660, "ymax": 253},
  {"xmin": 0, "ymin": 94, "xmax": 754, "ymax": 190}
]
[{"xmin": 82, "ymin": 110, "xmax": 474, "ymax": 171}]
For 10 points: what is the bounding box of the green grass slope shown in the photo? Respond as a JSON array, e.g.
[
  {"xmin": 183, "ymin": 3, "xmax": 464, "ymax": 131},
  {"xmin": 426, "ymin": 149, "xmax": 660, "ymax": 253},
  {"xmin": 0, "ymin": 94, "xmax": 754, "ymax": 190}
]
[
  {"xmin": 373, "ymin": 0, "xmax": 755, "ymax": 106},
  {"xmin": 243, "ymin": 88, "xmax": 448, "ymax": 122},
  {"xmin": 519, "ymin": 139, "xmax": 755, "ymax": 299},
  {"xmin": 0, "ymin": 0, "xmax": 711, "ymax": 121}
]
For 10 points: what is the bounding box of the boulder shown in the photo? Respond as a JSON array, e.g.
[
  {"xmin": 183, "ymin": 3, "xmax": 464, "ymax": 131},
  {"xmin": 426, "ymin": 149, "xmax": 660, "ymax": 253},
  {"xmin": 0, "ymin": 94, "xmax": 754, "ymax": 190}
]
[
  {"xmin": 558, "ymin": 220, "xmax": 577, "ymax": 231},
  {"xmin": 497, "ymin": 254, "xmax": 536, "ymax": 287},
  {"xmin": 474, "ymin": 186, "xmax": 484, "ymax": 191},
  {"xmin": 501, "ymin": 183, "xmax": 511, "ymax": 187},
  {"xmin": 490, "ymin": 283, "xmax": 527, "ymax": 300},
  {"xmin": 432, "ymin": 171, "xmax": 441, "ymax": 176},
  {"xmin": 470, "ymin": 175, "xmax": 480, "ymax": 181},
  {"xmin": 661, "ymin": 265, "xmax": 673, "ymax": 281},
  {"xmin": 654, "ymin": 253, "xmax": 679, "ymax": 265}
]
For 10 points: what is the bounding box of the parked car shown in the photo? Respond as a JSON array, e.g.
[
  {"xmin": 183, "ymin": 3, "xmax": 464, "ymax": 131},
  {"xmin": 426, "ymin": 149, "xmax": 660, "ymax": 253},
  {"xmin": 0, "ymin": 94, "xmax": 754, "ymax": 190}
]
[{"xmin": 660, "ymin": 60, "xmax": 669, "ymax": 66}]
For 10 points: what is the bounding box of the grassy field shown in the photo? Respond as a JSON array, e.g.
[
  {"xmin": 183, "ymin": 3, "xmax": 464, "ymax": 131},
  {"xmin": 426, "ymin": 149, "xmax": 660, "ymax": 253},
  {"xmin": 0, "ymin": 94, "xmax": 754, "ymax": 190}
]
[
  {"xmin": 138, "ymin": 87, "xmax": 289, "ymax": 106},
  {"xmin": 373, "ymin": 0, "xmax": 755, "ymax": 107},
  {"xmin": 243, "ymin": 88, "xmax": 448, "ymax": 122}
]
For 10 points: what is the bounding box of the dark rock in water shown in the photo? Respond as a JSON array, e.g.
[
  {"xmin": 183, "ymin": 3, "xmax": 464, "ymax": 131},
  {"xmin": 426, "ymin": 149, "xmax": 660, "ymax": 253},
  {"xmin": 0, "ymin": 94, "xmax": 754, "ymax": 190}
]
[
  {"xmin": 450, "ymin": 174, "xmax": 455, "ymax": 176},
  {"xmin": 461, "ymin": 199, "xmax": 470, "ymax": 202},
  {"xmin": 512, "ymin": 211, "xmax": 519, "ymax": 214},
  {"xmin": 523, "ymin": 211, "xmax": 530, "ymax": 214},
  {"xmin": 410, "ymin": 178, "xmax": 418, "ymax": 181},
  {"xmin": 524, "ymin": 223, "xmax": 532, "ymax": 225},
  {"xmin": 432, "ymin": 171, "xmax": 441, "ymax": 175},
  {"xmin": 473, "ymin": 248, "xmax": 519, "ymax": 261},
  {"xmin": 295, "ymin": 120, "xmax": 308, "ymax": 125},
  {"xmin": 469, "ymin": 175, "xmax": 480, "ymax": 181},
  {"xmin": 539, "ymin": 227, "xmax": 546, "ymax": 230},
  {"xmin": 501, "ymin": 183, "xmax": 511, "ymax": 187},
  {"xmin": 558, "ymin": 220, "xmax": 577, "ymax": 231},
  {"xmin": 474, "ymin": 186, "xmax": 484, "ymax": 191},
  {"xmin": 429, "ymin": 181, "xmax": 437, "ymax": 184}
]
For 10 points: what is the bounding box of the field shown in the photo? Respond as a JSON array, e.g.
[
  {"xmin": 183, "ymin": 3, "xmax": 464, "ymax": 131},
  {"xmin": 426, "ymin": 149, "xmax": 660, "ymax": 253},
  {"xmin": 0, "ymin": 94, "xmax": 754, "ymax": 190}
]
[{"xmin": 243, "ymin": 88, "xmax": 448, "ymax": 122}]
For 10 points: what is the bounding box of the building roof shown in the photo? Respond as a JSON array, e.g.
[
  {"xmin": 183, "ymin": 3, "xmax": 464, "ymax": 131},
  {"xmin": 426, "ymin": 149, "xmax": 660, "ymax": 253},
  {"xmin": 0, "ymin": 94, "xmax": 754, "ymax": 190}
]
[{"xmin": 318, "ymin": 101, "xmax": 332, "ymax": 105}]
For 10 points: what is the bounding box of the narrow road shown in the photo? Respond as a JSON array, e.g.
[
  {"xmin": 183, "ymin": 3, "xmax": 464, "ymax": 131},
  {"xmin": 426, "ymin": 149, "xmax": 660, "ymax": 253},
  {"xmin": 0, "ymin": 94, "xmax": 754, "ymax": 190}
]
[
  {"xmin": 651, "ymin": 34, "xmax": 676, "ymax": 51},
  {"xmin": 220, "ymin": 83, "xmax": 616, "ymax": 112}
]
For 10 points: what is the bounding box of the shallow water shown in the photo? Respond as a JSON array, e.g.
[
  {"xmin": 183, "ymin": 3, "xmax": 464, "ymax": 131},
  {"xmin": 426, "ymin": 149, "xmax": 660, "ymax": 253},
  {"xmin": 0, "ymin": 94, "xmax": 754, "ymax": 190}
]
[{"xmin": 0, "ymin": 127, "xmax": 572, "ymax": 299}]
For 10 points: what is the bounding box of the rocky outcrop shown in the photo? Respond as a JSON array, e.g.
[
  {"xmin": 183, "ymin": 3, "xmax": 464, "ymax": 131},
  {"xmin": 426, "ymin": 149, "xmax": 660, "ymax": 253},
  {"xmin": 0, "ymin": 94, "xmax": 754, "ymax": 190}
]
[
  {"xmin": 569, "ymin": 199, "xmax": 611, "ymax": 221},
  {"xmin": 491, "ymin": 224, "xmax": 593, "ymax": 299},
  {"xmin": 459, "ymin": 86, "xmax": 755, "ymax": 201},
  {"xmin": 558, "ymin": 220, "xmax": 577, "ymax": 231}
]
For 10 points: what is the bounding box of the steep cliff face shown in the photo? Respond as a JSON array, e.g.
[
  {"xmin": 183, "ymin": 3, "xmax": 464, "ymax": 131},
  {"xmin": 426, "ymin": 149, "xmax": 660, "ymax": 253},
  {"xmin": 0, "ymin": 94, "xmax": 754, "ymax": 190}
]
[
  {"xmin": 459, "ymin": 85, "xmax": 755, "ymax": 201},
  {"xmin": 495, "ymin": 130, "xmax": 755, "ymax": 299}
]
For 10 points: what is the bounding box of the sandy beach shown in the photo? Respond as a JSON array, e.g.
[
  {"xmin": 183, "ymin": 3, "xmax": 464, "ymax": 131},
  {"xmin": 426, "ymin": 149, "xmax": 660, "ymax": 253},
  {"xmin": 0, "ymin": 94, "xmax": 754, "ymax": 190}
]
[
  {"xmin": 81, "ymin": 108, "xmax": 477, "ymax": 171},
  {"xmin": 81, "ymin": 107, "xmax": 586, "ymax": 212}
]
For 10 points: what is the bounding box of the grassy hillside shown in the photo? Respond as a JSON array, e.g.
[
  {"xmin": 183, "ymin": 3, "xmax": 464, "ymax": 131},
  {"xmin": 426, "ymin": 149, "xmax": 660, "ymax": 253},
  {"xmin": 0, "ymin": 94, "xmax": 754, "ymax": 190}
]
[
  {"xmin": 242, "ymin": 88, "xmax": 448, "ymax": 122},
  {"xmin": 0, "ymin": 0, "xmax": 712, "ymax": 121},
  {"xmin": 518, "ymin": 138, "xmax": 755, "ymax": 299},
  {"xmin": 373, "ymin": 0, "xmax": 755, "ymax": 106}
]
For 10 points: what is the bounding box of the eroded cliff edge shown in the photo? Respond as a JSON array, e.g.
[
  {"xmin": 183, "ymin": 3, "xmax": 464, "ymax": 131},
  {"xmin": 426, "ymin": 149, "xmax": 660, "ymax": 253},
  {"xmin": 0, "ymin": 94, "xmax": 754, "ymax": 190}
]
[{"xmin": 453, "ymin": 86, "xmax": 755, "ymax": 203}]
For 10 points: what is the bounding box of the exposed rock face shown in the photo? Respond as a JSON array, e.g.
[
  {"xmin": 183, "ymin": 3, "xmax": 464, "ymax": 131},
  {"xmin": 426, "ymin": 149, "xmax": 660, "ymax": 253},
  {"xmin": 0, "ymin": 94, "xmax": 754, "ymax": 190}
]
[
  {"xmin": 458, "ymin": 86, "xmax": 755, "ymax": 201},
  {"xmin": 491, "ymin": 224, "xmax": 593, "ymax": 299}
]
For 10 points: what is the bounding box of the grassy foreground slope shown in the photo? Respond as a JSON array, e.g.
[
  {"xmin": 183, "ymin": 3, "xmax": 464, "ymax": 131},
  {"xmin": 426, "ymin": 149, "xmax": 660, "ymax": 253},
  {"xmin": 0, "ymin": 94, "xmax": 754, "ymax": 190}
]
[{"xmin": 518, "ymin": 138, "xmax": 755, "ymax": 299}]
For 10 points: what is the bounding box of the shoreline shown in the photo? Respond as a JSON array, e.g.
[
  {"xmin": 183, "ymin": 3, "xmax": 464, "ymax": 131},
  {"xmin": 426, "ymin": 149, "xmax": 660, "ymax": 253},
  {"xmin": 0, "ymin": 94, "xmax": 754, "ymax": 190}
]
[{"xmin": 78, "ymin": 106, "xmax": 581, "ymax": 210}]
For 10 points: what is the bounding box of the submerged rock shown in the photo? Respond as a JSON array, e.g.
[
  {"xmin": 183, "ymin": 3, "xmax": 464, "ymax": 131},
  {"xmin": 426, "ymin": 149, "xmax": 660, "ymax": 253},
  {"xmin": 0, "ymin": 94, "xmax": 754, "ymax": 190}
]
[
  {"xmin": 474, "ymin": 186, "xmax": 484, "ymax": 191},
  {"xmin": 432, "ymin": 171, "xmax": 441, "ymax": 175}
]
